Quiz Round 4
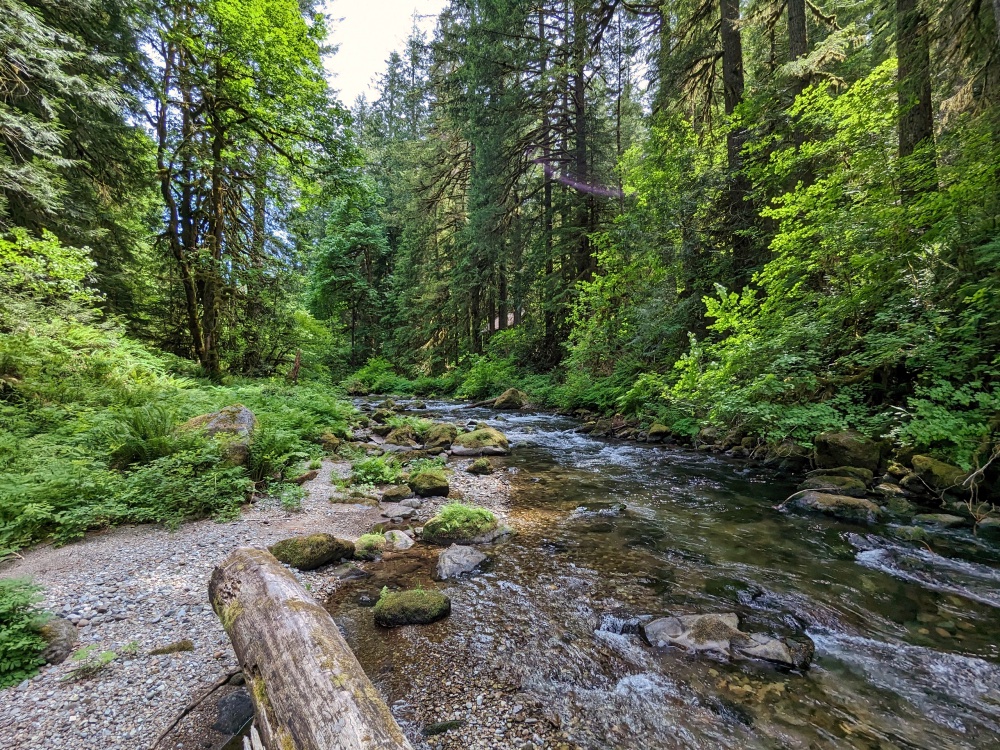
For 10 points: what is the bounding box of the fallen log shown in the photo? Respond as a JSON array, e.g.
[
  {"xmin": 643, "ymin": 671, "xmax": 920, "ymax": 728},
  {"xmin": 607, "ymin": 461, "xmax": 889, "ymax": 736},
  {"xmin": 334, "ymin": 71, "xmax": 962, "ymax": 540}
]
[{"xmin": 209, "ymin": 547, "xmax": 413, "ymax": 750}]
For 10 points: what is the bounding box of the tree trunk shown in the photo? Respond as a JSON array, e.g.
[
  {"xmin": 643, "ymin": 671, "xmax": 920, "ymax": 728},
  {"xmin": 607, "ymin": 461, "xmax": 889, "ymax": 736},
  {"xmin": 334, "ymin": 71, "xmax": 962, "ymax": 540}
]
[
  {"xmin": 896, "ymin": 0, "xmax": 935, "ymax": 196},
  {"xmin": 209, "ymin": 548, "xmax": 413, "ymax": 750},
  {"xmin": 720, "ymin": 0, "xmax": 756, "ymax": 287},
  {"xmin": 787, "ymin": 0, "xmax": 808, "ymax": 96}
]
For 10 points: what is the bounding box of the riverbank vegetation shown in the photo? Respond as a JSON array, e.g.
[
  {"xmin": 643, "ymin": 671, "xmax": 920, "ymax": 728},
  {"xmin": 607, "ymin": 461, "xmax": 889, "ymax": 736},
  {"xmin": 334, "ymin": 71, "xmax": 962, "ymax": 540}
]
[
  {"xmin": 327, "ymin": 2, "xmax": 1000, "ymax": 472},
  {"xmin": 2, "ymin": 0, "xmax": 1000, "ymax": 554}
]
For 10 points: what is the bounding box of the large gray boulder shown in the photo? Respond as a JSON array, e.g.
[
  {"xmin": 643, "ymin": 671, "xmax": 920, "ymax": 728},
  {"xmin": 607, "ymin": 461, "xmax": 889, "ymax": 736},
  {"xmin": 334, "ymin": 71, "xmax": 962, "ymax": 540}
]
[
  {"xmin": 436, "ymin": 544, "xmax": 487, "ymax": 580},
  {"xmin": 181, "ymin": 404, "xmax": 257, "ymax": 466},
  {"xmin": 814, "ymin": 430, "xmax": 882, "ymax": 472},
  {"xmin": 641, "ymin": 613, "xmax": 812, "ymax": 670}
]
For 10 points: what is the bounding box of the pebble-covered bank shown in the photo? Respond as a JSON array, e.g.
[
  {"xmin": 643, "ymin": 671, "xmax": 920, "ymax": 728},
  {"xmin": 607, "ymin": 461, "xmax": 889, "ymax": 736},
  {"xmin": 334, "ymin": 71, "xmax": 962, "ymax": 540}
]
[{"xmin": 0, "ymin": 457, "xmax": 514, "ymax": 750}]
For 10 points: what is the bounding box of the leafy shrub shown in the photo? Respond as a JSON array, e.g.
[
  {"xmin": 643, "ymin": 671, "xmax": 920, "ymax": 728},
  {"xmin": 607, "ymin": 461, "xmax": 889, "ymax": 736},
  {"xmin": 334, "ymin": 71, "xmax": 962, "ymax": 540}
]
[
  {"xmin": 100, "ymin": 404, "xmax": 203, "ymax": 468},
  {"xmin": 351, "ymin": 455, "xmax": 401, "ymax": 485},
  {"xmin": 455, "ymin": 356, "xmax": 518, "ymax": 400},
  {"xmin": 0, "ymin": 578, "xmax": 49, "ymax": 689},
  {"xmin": 248, "ymin": 426, "xmax": 309, "ymax": 484},
  {"xmin": 407, "ymin": 456, "xmax": 446, "ymax": 473},
  {"xmin": 343, "ymin": 358, "xmax": 413, "ymax": 395}
]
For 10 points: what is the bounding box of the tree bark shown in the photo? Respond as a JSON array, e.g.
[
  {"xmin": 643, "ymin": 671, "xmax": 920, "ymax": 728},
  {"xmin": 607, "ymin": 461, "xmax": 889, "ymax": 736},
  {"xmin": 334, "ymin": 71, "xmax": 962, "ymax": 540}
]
[
  {"xmin": 787, "ymin": 0, "xmax": 808, "ymax": 97},
  {"xmin": 896, "ymin": 0, "xmax": 935, "ymax": 196},
  {"xmin": 209, "ymin": 548, "xmax": 413, "ymax": 750}
]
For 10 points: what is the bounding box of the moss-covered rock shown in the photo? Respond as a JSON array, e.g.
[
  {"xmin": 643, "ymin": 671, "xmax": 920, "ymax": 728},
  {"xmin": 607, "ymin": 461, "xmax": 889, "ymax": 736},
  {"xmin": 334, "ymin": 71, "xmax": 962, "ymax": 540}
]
[
  {"xmin": 781, "ymin": 491, "xmax": 883, "ymax": 524},
  {"xmin": 451, "ymin": 427, "xmax": 510, "ymax": 456},
  {"xmin": 814, "ymin": 430, "xmax": 883, "ymax": 472},
  {"xmin": 806, "ymin": 466, "xmax": 874, "ymax": 484},
  {"xmin": 268, "ymin": 533, "xmax": 354, "ymax": 570},
  {"xmin": 423, "ymin": 423, "xmax": 459, "ymax": 452},
  {"xmin": 976, "ymin": 517, "xmax": 1000, "ymax": 541},
  {"xmin": 372, "ymin": 408, "xmax": 394, "ymax": 424},
  {"xmin": 373, "ymin": 589, "xmax": 451, "ymax": 627},
  {"xmin": 467, "ymin": 457, "xmax": 493, "ymax": 475},
  {"xmin": 382, "ymin": 484, "xmax": 413, "ymax": 501},
  {"xmin": 891, "ymin": 525, "xmax": 929, "ymax": 542},
  {"xmin": 646, "ymin": 423, "xmax": 671, "ymax": 442},
  {"xmin": 493, "ymin": 388, "xmax": 527, "ymax": 410},
  {"xmin": 150, "ymin": 639, "xmax": 194, "ymax": 655},
  {"xmin": 320, "ymin": 433, "xmax": 342, "ymax": 452},
  {"xmin": 796, "ymin": 475, "xmax": 868, "ymax": 498},
  {"xmin": 421, "ymin": 502, "xmax": 500, "ymax": 545},
  {"xmin": 911, "ymin": 455, "xmax": 968, "ymax": 495},
  {"xmin": 409, "ymin": 468, "xmax": 450, "ymax": 497},
  {"xmin": 913, "ymin": 513, "xmax": 967, "ymax": 528},
  {"xmin": 355, "ymin": 533, "xmax": 387, "ymax": 560},
  {"xmin": 180, "ymin": 404, "xmax": 257, "ymax": 466},
  {"xmin": 385, "ymin": 424, "xmax": 420, "ymax": 448}
]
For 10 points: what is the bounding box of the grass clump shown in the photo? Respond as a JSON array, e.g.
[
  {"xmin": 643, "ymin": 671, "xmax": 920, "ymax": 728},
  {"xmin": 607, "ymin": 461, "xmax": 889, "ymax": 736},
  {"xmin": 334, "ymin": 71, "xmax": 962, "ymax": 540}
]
[
  {"xmin": 354, "ymin": 533, "xmax": 386, "ymax": 560},
  {"xmin": 420, "ymin": 502, "xmax": 498, "ymax": 544},
  {"xmin": 0, "ymin": 578, "xmax": 50, "ymax": 688},
  {"xmin": 64, "ymin": 644, "xmax": 116, "ymax": 681},
  {"xmin": 373, "ymin": 587, "xmax": 451, "ymax": 627}
]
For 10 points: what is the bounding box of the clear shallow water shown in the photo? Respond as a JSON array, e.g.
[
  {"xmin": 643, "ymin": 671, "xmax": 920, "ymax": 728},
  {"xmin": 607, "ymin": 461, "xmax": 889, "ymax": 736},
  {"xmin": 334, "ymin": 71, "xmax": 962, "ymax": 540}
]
[{"xmin": 327, "ymin": 400, "xmax": 1000, "ymax": 749}]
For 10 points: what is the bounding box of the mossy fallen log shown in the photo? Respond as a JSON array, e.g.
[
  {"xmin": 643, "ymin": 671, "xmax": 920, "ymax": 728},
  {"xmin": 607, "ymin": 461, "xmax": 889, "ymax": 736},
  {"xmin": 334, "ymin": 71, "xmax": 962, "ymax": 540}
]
[{"xmin": 209, "ymin": 548, "xmax": 413, "ymax": 750}]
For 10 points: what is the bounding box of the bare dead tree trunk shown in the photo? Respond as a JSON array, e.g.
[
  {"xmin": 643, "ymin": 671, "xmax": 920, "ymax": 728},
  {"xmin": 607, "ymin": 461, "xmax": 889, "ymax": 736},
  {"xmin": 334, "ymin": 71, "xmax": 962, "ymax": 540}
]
[{"xmin": 209, "ymin": 548, "xmax": 413, "ymax": 750}]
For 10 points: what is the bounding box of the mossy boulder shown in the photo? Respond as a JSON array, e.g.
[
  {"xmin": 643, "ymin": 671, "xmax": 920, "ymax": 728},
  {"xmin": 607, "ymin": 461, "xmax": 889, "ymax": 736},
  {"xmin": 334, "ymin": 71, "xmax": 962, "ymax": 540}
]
[
  {"xmin": 181, "ymin": 404, "xmax": 256, "ymax": 466},
  {"xmin": 423, "ymin": 423, "xmax": 459, "ymax": 452},
  {"xmin": 451, "ymin": 427, "xmax": 510, "ymax": 456},
  {"xmin": 910, "ymin": 455, "xmax": 968, "ymax": 495},
  {"xmin": 892, "ymin": 525, "xmax": 929, "ymax": 542},
  {"xmin": 914, "ymin": 513, "xmax": 967, "ymax": 528},
  {"xmin": 320, "ymin": 433, "xmax": 342, "ymax": 452},
  {"xmin": 796, "ymin": 475, "xmax": 868, "ymax": 498},
  {"xmin": 806, "ymin": 466, "xmax": 874, "ymax": 484},
  {"xmin": 372, "ymin": 408, "xmax": 394, "ymax": 424},
  {"xmin": 373, "ymin": 589, "xmax": 451, "ymax": 627},
  {"xmin": 467, "ymin": 457, "xmax": 493, "ymax": 475},
  {"xmin": 385, "ymin": 424, "xmax": 420, "ymax": 448},
  {"xmin": 421, "ymin": 502, "xmax": 500, "ymax": 545},
  {"xmin": 382, "ymin": 484, "xmax": 413, "ymax": 501},
  {"xmin": 355, "ymin": 533, "xmax": 387, "ymax": 560},
  {"xmin": 493, "ymin": 388, "xmax": 528, "ymax": 410},
  {"xmin": 814, "ymin": 430, "xmax": 883, "ymax": 472},
  {"xmin": 40, "ymin": 618, "xmax": 78, "ymax": 665},
  {"xmin": 976, "ymin": 517, "xmax": 1000, "ymax": 541},
  {"xmin": 646, "ymin": 423, "xmax": 671, "ymax": 442},
  {"xmin": 268, "ymin": 533, "xmax": 354, "ymax": 570},
  {"xmin": 409, "ymin": 468, "xmax": 450, "ymax": 497},
  {"xmin": 781, "ymin": 491, "xmax": 883, "ymax": 524}
]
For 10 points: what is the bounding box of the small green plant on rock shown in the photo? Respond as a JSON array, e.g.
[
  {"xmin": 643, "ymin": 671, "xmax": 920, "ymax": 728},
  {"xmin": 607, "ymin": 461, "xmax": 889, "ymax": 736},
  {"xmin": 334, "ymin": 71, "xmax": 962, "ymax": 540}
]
[
  {"xmin": 421, "ymin": 502, "xmax": 498, "ymax": 544},
  {"xmin": 355, "ymin": 533, "xmax": 387, "ymax": 560},
  {"xmin": 0, "ymin": 578, "xmax": 50, "ymax": 689}
]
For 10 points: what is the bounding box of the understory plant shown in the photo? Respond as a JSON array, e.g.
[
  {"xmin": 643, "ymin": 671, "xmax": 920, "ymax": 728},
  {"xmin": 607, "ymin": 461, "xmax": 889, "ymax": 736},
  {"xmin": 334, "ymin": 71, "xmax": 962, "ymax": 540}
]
[{"xmin": 0, "ymin": 579, "xmax": 50, "ymax": 689}]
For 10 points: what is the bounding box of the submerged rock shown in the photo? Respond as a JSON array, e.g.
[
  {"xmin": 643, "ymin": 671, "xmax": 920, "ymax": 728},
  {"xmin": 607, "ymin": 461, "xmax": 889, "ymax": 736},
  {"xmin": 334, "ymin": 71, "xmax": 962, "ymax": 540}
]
[
  {"xmin": 373, "ymin": 589, "xmax": 451, "ymax": 627},
  {"xmin": 268, "ymin": 533, "xmax": 354, "ymax": 570},
  {"xmin": 642, "ymin": 613, "xmax": 812, "ymax": 670},
  {"xmin": 409, "ymin": 468, "xmax": 450, "ymax": 497},
  {"xmin": 796, "ymin": 475, "xmax": 868, "ymax": 498},
  {"xmin": 384, "ymin": 530, "xmax": 414, "ymax": 550},
  {"xmin": 814, "ymin": 430, "xmax": 883, "ymax": 472},
  {"xmin": 493, "ymin": 388, "xmax": 528, "ymax": 410},
  {"xmin": 436, "ymin": 544, "xmax": 487, "ymax": 579},
  {"xmin": 913, "ymin": 513, "xmax": 967, "ymax": 528},
  {"xmin": 781, "ymin": 490, "xmax": 883, "ymax": 524},
  {"xmin": 452, "ymin": 427, "xmax": 510, "ymax": 456}
]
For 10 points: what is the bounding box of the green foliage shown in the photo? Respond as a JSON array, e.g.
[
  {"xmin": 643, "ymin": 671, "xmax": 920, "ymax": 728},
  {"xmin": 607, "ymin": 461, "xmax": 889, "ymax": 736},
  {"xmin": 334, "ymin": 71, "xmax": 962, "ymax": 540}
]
[
  {"xmin": 343, "ymin": 358, "xmax": 414, "ymax": 395},
  {"xmin": 354, "ymin": 533, "xmax": 386, "ymax": 559},
  {"xmin": 455, "ymin": 356, "xmax": 518, "ymax": 400},
  {"xmin": 64, "ymin": 644, "xmax": 117, "ymax": 681},
  {"xmin": 351, "ymin": 455, "xmax": 402, "ymax": 486},
  {"xmin": 407, "ymin": 456, "xmax": 446, "ymax": 473},
  {"xmin": 0, "ymin": 578, "xmax": 49, "ymax": 689},
  {"xmin": 424, "ymin": 502, "xmax": 497, "ymax": 537}
]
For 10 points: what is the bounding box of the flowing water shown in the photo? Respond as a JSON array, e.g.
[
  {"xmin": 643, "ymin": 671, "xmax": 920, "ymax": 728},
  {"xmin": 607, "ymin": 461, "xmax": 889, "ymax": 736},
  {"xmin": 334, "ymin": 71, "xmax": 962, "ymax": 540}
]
[{"xmin": 325, "ymin": 401, "xmax": 1000, "ymax": 749}]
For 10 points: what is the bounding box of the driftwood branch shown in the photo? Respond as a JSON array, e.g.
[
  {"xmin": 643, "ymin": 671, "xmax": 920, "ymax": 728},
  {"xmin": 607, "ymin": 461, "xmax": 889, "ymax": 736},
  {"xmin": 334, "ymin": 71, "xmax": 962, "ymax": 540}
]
[{"xmin": 208, "ymin": 548, "xmax": 413, "ymax": 750}]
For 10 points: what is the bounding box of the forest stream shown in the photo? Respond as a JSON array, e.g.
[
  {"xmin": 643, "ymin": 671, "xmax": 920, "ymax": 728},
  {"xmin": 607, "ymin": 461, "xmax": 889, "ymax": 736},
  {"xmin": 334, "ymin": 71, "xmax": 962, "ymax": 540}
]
[{"xmin": 325, "ymin": 399, "xmax": 1000, "ymax": 750}]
